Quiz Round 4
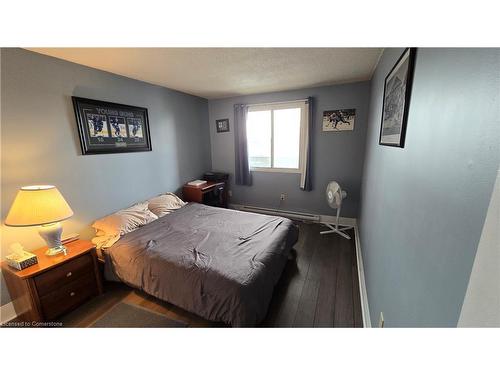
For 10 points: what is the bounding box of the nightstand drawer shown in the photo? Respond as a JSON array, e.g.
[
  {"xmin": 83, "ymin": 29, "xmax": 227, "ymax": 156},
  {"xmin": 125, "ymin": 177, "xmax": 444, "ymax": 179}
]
[
  {"xmin": 39, "ymin": 274, "xmax": 98, "ymax": 320},
  {"xmin": 34, "ymin": 254, "xmax": 93, "ymax": 296}
]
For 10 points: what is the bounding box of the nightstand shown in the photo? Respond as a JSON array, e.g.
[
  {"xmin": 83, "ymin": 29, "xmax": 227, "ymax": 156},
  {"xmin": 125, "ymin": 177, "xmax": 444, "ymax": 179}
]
[
  {"xmin": 1, "ymin": 240, "xmax": 103, "ymax": 322},
  {"xmin": 182, "ymin": 181, "xmax": 228, "ymax": 208}
]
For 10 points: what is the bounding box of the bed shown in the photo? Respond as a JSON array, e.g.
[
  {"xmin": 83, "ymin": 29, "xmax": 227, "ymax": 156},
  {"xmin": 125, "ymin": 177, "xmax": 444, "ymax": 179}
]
[{"xmin": 101, "ymin": 203, "xmax": 298, "ymax": 327}]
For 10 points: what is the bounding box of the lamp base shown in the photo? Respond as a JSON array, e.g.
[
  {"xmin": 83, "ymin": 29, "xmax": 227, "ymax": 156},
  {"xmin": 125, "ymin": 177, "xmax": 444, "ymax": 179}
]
[
  {"xmin": 45, "ymin": 245, "xmax": 67, "ymax": 256},
  {"xmin": 39, "ymin": 222, "xmax": 67, "ymax": 256}
]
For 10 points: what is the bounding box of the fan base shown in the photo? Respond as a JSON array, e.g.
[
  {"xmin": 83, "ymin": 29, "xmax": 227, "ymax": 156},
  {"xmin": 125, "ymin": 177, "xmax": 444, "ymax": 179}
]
[{"xmin": 320, "ymin": 223, "xmax": 353, "ymax": 239}]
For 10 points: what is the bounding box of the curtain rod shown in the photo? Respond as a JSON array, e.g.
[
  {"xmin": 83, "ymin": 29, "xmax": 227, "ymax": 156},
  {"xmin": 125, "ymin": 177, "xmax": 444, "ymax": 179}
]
[{"xmin": 240, "ymin": 98, "xmax": 309, "ymax": 108}]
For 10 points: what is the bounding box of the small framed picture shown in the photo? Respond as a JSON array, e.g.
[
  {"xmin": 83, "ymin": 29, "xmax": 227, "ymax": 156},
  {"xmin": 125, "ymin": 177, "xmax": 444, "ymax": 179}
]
[
  {"xmin": 379, "ymin": 48, "xmax": 417, "ymax": 147},
  {"xmin": 322, "ymin": 109, "xmax": 355, "ymax": 131},
  {"xmin": 216, "ymin": 118, "xmax": 230, "ymax": 133}
]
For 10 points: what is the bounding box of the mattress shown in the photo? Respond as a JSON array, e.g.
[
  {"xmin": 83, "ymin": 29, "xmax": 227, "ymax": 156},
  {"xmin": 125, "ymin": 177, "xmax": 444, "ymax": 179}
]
[{"xmin": 103, "ymin": 203, "xmax": 298, "ymax": 326}]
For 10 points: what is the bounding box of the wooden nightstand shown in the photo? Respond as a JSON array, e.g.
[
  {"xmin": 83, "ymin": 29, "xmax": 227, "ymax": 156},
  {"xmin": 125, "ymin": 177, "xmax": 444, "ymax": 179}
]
[
  {"xmin": 182, "ymin": 181, "xmax": 228, "ymax": 208},
  {"xmin": 1, "ymin": 240, "xmax": 103, "ymax": 322}
]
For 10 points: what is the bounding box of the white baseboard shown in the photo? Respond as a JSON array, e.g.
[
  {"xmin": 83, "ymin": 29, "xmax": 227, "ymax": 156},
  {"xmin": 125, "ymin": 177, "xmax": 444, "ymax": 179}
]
[
  {"xmin": 0, "ymin": 302, "xmax": 17, "ymax": 325},
  {"xmin": 229, "ymin": 203, "xmax": 356, "ymax": 226},
  {"xmin": 319, "ymin": 214, "xmax": 356, "ymax": 227},
  {"xmin": 354, "ymin": 223, "xmax": 371, "ymax": 328}
]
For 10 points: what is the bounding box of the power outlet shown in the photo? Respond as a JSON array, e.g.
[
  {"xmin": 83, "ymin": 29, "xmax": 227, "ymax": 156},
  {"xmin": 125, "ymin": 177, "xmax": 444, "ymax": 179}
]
[
  {"xmin": 379, "ymin": 312, "xmax": 385, "ymax": 328},
  {"xmin": 280, "ymin": 193, "xmax": 286, "ymax": 201},
  {"xmin": 228, "ymin": 190, "xmax": 233, "ymax": 197}
]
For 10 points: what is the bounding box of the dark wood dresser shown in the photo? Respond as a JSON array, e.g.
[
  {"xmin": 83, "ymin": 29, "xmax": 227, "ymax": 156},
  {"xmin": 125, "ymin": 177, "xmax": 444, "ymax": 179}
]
[{"xmin": 1, "ymin": 240, "xmax": 103, "ymax": 322}]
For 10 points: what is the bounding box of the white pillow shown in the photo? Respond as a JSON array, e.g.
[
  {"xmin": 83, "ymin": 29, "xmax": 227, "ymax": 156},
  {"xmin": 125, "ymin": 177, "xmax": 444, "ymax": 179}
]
[
  {"xmin": 92, "ymin": 201, "xmax": 158, "ymax": 237},
  {"xmin": 92, "ymin": 234, "xmax": 120, "ymax": 251},
  {"xmin": 148, "ymin": 193, "xmax": 186, "ymax": 217}
]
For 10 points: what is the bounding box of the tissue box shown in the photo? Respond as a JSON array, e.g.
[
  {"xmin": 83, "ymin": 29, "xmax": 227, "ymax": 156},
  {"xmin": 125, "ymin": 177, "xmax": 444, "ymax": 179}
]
[{"xmin": 6, "ymin": 251, "xmax": 38, "ymax": 270}]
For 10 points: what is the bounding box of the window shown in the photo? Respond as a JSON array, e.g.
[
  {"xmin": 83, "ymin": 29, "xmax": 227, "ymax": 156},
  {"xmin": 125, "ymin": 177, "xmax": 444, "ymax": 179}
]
[{"xmin": 247, "ymin": 100, "xmax": 307, "ymax": 173}]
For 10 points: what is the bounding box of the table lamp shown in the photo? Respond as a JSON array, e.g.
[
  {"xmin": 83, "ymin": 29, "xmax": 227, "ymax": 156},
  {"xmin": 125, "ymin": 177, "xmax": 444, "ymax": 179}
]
[{"xmin": 5, "ymin": 185, "xmax": 74, "ymax": 256}]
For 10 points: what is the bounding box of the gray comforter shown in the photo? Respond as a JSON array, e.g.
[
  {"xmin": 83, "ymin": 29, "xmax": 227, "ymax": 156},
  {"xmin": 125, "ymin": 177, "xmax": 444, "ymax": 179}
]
[{"xmin": 103, "ymin": 203, "xmax": 298, "ymax": 326}]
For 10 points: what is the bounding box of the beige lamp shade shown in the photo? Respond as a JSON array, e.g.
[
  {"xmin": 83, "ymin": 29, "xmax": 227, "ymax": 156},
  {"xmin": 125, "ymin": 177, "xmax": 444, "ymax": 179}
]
[{"xmin": 5, "ymin": 185, "xmax": 74, "ymax": 227}]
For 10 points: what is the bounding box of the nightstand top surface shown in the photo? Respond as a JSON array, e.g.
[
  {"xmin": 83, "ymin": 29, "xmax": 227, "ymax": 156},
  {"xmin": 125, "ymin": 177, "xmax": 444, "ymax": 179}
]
[
  {"xmin": 1, "ymin": 239, "xmax": 95, "ymax": 279},
  {"xmin": 183, "ymin": 181, "xmax": 224, "ymax": 191}
]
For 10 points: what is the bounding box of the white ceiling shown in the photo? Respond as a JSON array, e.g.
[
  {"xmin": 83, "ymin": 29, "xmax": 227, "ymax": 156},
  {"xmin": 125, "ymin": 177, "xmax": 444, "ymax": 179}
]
[{"xmin": 27, "ymin": 48, "xmax": 383, "ymax": 99}]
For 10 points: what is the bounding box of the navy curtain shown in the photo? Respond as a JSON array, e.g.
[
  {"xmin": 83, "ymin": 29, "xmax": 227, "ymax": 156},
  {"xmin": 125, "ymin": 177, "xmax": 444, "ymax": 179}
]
[
  {"xmin": 300, "ymin": 96, "xmax": 313, "ymax": 191},
  {"xmin": 234, "ymin": 104, "xmax": 252, "ymax": 186}
]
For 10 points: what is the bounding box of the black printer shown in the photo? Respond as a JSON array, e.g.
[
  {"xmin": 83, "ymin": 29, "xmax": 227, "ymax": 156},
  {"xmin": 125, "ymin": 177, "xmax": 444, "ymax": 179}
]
[{"xmin": 203, "ymin": 171, "xmax": 229, "ymax": 182}]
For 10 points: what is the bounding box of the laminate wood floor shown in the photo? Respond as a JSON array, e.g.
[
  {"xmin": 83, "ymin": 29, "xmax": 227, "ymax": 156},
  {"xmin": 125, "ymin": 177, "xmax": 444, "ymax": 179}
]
[{"xmin": 60, "ymin": 222, "xmax": 363, "ymax": 328}]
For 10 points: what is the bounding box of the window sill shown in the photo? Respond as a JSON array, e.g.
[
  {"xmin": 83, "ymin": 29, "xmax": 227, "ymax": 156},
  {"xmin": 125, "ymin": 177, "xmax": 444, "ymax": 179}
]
[{"xmin": 250, "ymin": 167, "xmax": 301, "ymax": 174}]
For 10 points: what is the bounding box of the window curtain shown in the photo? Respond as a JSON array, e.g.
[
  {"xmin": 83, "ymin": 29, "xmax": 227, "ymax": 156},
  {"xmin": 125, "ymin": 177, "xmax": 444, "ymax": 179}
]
[
  {"xmin": 300, "ymin": 96, "xmax": 313, "ymax": 191},
  {"xmin": 234, "ymin": 104, "xmax": 252, "ymax": 186}
]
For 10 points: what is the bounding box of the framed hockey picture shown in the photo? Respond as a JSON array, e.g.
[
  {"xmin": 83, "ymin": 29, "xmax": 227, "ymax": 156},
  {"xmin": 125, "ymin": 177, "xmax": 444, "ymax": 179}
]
[
  {"xmin": 322, "ymin": 109, "xmax": 356, "ymax": 131},
  {"xmin": 215, "ymin": 118, "xmax": 230, "ymax": 133},
  {"xmin": 379, "ymin": 48, "xmax": 417, "ymax": 147},
  {"xmin": 72, "ymin": 96, "xmax": 152, "ymax": 155}
]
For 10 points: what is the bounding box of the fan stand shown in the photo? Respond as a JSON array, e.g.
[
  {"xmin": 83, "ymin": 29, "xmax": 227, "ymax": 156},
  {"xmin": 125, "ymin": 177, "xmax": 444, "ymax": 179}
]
[
  {"xmin": 320, "ymin": 223, "xmax": 353, "ymax": 239},
  {"xmin": 320, "ymin": 203, "xmax": 353, "ymax": 239}
]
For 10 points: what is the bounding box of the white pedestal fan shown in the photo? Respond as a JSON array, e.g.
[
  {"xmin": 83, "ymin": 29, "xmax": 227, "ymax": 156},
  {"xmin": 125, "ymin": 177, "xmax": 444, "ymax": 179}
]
[{"xmin": 320, "ymin": 181, "xmax": 353, "ymax": 239}]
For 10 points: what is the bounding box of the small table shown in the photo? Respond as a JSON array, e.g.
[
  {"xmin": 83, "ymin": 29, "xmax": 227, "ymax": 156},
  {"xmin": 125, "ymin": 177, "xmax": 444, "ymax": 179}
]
[
  {"xmin": 1, "ymin": 239, "xmax": 103, "ymax": 323},
  {"xmin": 182, "ymin": 181, "xmax": 227, "ymax": 208}
]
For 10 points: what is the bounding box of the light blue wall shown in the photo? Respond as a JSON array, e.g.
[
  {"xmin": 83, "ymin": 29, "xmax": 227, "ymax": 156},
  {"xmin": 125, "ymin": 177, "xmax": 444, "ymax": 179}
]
[
  {"xmin": 359, "ymin": 48, "xmax": 500, "ymax": 327},
  {"xmin": 1, "ymin": 273, "xmax": 10, "ymax": 306},
  {"xmin": 1, "ymin": 48, "xmax": 211, "ymax": 308},
  {"xmin": 208, "ymin": 82, "xmax": 371, "ymax": 217}
]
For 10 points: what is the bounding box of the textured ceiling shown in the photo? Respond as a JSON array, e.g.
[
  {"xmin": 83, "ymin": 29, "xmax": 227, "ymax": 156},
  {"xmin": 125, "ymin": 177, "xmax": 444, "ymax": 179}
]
[{"xmin": 27, "ymin": 48, "xmax": 383, "ymax": 99}]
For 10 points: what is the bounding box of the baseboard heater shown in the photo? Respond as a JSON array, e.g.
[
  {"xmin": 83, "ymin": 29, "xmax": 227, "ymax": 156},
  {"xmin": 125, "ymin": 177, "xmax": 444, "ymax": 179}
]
[{"xmin": 237, "ymin": 205, "xmax": 320, "ymax": 222}]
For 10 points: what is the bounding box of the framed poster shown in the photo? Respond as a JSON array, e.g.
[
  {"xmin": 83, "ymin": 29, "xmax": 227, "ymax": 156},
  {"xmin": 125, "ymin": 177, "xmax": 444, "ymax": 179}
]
[
  {"xmin": 72, "ymin": 96, "xmax": 152, "ymax": 154},
  {"xmin": 379, "ymin": 48, "xmax": 417, "ymax": 147},
  {"xmin": 216, "ymin": 118, "xmax": 230, "ymax": 133},
  {"xmin": 322, "ymin": 109, "xmax": 355, "ymax": 131}
]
